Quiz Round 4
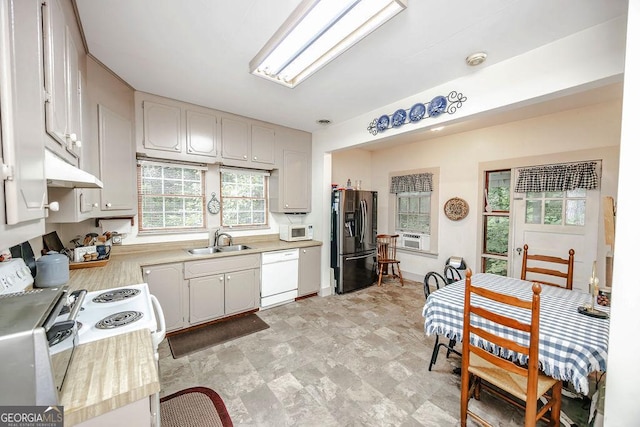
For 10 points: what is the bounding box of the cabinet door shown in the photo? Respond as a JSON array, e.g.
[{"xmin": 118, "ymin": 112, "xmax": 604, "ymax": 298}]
[
  {"xmin": 189, "ymin": 274, "xmax": 225, "ymax": 324},
  {"xmin": 225, "ymin": 269, "xmax": 258, "ymax": 315},
  {"xmin": 64, "ymin": 26, "xmax": 81, "ymax": 159},
  {"xmin": 142, "ymin": 101, "xmax": 182, "ymax": 153},
  {"xmin": 0, "ymin": 0, "xmax": 46, "ymax": 243},
  {"xmin": 282, "ymin": 150, "xmax": 310, "ymax": 211},
  {"xmin": 42, "ymin": 0, "xmax": 68, "ymax": 148},
  {"xmin": 298, "ymin": 246, "xmax": 321, "ymax": 297},
  {"xmin": 98, "ymin": 104, "xmax": 135, "ymax": 212},
  {"xmin": 144, "ymin": 263, "xmax": 186, "ymax": 332},
  {"xmin": 186, "ymin": 109, "xmax": 217, "ymax": 158},
  {"xmin": 250, "ymin": 125, "xmax": 275, "ymax": 166},
  {"xmin": 220, "ymin": 117, "xmax": 249, "ymax": 161}
]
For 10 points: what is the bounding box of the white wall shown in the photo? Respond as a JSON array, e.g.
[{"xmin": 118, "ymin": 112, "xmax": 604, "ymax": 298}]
[
  {"xmin": 331, "ymin": 148, "xmax": 373, "ymax": 191},
  {"xmin": 366, "ymin": 100, "xmax": 620, "ymax": 281},
  {"xmin": 604, "ymin": 0, "xmax": 640, "ymax": 425}
]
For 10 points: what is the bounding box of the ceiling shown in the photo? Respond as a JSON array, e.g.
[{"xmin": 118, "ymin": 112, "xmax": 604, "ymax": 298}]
[{"xmin": 74, "ymin": 0, "xmax": 628, "ymax": 134}]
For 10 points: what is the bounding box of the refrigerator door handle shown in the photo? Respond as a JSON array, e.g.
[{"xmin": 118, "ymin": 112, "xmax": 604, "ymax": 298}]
[{"xmin": 345, "ymin": 253, "xmax": 375, "ymax": 261}]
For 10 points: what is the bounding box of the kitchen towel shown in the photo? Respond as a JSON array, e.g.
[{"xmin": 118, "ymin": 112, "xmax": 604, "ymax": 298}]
[{"xmin": 99, "ymin": 219, "xmax": 132, "ymax": 235}]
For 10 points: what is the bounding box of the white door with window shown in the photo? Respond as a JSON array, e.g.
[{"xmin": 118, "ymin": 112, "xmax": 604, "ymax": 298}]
[{"xmin": 510, "ymin": 163, "xmax": 601, "ymax": 292}]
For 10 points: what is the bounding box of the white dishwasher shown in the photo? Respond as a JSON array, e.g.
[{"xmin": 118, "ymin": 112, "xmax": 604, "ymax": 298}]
[{"xmin": 261, "ymin": 249, "xmax": 299, "ymax": 308}]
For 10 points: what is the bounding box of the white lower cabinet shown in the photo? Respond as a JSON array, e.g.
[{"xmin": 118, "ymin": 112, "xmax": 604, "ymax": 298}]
[
  {"xmin": 298, "ymin": 246, "xmax": 321, "ymax": 297},
  {"xmin": 185, "ymin": 254, "xmax": 260, "ymax": 326},
  {"xmin": 143, "ymin": 263, "xmax": 187, "ymax": 333},
  {"xmin": 189, "ymin": 273, "xmax": 225, "ymax": 324}
]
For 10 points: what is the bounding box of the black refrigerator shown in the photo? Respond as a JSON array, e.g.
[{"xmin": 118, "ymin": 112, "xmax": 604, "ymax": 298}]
[{"xmin": 331, "ymin": 189, "xmax": 377, "ymax": 294}]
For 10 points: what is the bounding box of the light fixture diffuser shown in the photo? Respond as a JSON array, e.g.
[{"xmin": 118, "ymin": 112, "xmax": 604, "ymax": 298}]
[{"xmin": 250, "ymin": 0, "xmax": 407, "ymax": 88}]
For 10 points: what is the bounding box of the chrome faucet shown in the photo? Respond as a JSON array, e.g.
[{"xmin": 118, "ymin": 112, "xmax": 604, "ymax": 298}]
[{"xmin": 213, "ymin": 229, "xmax": 233, "ymax": 246}]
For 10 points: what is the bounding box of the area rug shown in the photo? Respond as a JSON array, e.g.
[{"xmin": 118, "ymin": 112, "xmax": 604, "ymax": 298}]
[
  {"xmin": 168, "ymin": 313, "xmax": 269, "ymax": 358},
  {"xmin": 160, "ymin": 386, "xmax": 233, "ymax": 427}
]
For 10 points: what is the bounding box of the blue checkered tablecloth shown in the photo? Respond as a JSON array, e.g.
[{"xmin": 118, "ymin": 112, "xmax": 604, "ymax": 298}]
[{"xmin": 422, "ymin": 273, "xmax": 609, "ymax": 394}]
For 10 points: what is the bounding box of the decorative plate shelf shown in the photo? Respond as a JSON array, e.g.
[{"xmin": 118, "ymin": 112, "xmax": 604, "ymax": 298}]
[
  {"xmin": 367, "ymin": 91, "xmax": 468, "ymax": 135},
  {"xmin": 444, "ymin": 197, "xmax": 469, "ymax": 221}
]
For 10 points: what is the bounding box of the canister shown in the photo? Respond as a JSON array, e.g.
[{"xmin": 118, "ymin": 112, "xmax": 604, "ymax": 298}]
[{"xmin": 34, "ymin": 251, "xmax": 69, "ymax": 287}]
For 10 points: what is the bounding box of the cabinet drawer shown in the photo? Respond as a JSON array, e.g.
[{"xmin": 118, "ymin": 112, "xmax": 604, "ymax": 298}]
[{"xmin": 184, "ymin": 254, "xmax": 260, "ymax": 278}]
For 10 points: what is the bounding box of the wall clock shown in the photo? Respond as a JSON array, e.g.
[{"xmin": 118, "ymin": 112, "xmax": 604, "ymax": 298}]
[
  {"xmin": 207, "ymin": 192, "xmax": 220, "ymax": 214},
  {"xmin": 444, "ymin": 197, "xmax": 469, "ymax": 221}
]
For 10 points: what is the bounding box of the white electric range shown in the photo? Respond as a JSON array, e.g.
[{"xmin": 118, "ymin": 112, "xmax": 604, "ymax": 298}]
[{"xmin": 50, "ymin": 283, "xmax": 166, "ymax": 357}]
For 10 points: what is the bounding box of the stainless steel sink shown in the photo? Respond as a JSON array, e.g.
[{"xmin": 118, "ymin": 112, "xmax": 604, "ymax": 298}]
[
  {"xmin": 187, "ymin": 245, "xmax": 251, "ymax": 255},
  {"xmin": 214, "ymin": 244, "xmax": 252, "ymax": 253},
  {"xmin": 187, "ymin": 247, "xmax": 217, "ymax": 255}
]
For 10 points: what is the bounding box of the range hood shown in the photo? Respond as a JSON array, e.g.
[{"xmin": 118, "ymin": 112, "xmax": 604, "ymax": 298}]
[{"xmin": 45, "ymin": 149, "xmax": 103, "ymax": 188}]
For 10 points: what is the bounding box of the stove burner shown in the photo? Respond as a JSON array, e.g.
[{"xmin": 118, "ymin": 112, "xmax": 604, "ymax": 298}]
[
  {"xmin": 92, "ymin": 288, "xmax": 141, "ymax": 303},
  {"xmin": 95, "ymin": 311, "xmax": 143, "ymax": 329}
]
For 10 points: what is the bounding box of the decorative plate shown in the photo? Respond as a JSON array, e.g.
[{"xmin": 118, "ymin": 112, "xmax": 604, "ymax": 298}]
[
  {"xmin": 377, "ymin": 115, "xmax": 390, "ymax": 132},
  {"xmin": 409, "ymin": 103, "xmax": 426, "ymax": 122},
  {"xmin": 392, "ymin": 109, "xmax": 407, "ymax": 127},
  {"xmin": 207, "ymin": 192, "xmax": 220, "ymax": 214},
  {"xmin": 444, "ymin": 197, "xmax": 469, "ymax": 221},
  {"xmin": 427, "ymin": 95, "xmax": 448, "ymax": 117}
]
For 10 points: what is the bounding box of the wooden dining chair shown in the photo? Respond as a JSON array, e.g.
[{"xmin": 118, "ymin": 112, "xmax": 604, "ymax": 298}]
[
  {"xmin": 460, "ymin": 270, "xmax": 562, "ymax": 427},
  {"xmin": 376, "ymin": 234, "xmax": 403, "ymax": 286},
  {"xmin": 520, "ymin": 244, "xmax": 575, "ymax": 290},
  {"xmin": 424, "ymin": 271, "xmax": 460, "ymax": 371}
]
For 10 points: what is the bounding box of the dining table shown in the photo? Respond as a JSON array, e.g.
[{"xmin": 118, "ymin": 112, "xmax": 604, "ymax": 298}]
[{"xmin": 422, "ymin": 272, "xmax": 610, "ymax": 395}]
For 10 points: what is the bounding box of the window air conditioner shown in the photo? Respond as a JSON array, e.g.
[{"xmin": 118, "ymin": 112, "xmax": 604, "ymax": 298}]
[{"xmin": 398, "ymin": 232, "xmax": 430, "ymax": 251}]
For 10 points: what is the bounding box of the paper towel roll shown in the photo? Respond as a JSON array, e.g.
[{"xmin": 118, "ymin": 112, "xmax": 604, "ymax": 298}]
[{"xmin": 99, "ymin": 219, "xmax": 132, "ymax": 235}]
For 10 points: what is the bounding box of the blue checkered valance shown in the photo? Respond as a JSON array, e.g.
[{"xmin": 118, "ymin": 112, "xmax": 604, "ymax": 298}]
[
  {"xmin": 515, "ymin": 162, "xmax": 599, "ymax": 193},
  {"xmin": 390, "ymin": 173, "xmax": 433, "ymax": 193}
]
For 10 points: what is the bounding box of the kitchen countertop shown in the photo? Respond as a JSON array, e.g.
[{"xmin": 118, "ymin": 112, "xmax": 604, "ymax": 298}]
[{"xmin": 60, "ymin": 237, "xmax": 322, "ymax": 425}]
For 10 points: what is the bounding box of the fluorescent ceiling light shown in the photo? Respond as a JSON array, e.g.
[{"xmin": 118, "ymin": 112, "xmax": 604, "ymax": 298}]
[{"xmin": 250, "ymin": 0, "xmax": 407, "ymax": 88}]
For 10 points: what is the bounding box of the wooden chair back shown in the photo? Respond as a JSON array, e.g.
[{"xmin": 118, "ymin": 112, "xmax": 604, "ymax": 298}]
[
  {"xmin": 520, "ymin": 244, "xmax": 575, "ymax": 290},
  {"xmin": 460, "ymin": 270, "xmax": 561, "ymax": 426},
  {"xmin": 375, "ymin": 234, "xmax": 403, "ymax": 286}
]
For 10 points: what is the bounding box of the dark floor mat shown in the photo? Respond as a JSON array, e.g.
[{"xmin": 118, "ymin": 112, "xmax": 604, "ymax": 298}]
[{"xmin": 168, "ymin": 314, "xmax": 269, "ymax": 358}]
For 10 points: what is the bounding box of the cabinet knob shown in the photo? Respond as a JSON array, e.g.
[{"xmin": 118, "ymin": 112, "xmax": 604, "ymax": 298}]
[
  {"xmin": 145, "ymin": 270, "xmax": 151, "ymax": 275},
  {"xmin": 92, "ymin": 203, "xmax": 99, "ymax": 208},
  {"xmin": 45, "ymin": 201, "xmax": 59, "ymax": 212},
  {"xmin": 174, "ymin": 146, "xmax": 180, "ymax": 151},
  {"xmin": 75, "ymin": 140, "xmax": 82, "ymax": 148},
  {"xmin": 253, "ymin": 156, "xmax": 257, "ymax": 160},
  {"xmin": 285, "ymin": 204, "xmax": 289, "ymax": 208},
  {"xmin": 227, "ymin": 276, "xmax": 231, "ymax": 280},
  {"xmin": 66, "ymin": 133, "xmax": 77, "ymax": 142},
  {"xmin": 106, "ymin": 202, "xmax": 112, "ymax": 208},
  {"xmin": 303, "ymin": 249, "xmax": 306, "ymax": 253},
  {"xmin": 243, "ymin": 155, "xmax": 247, "ymax": 159}
]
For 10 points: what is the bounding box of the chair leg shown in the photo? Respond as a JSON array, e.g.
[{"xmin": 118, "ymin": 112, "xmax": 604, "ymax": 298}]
[
  {"xmin": 460, "ymin": 364, "xmax": 470, "ymax": 426},
  {"xmin": 549, "ymin": 381, "xmax": 562, "ymax": 427},
  {"xmin": 428, "ymin": 335, "xmax": 441, "ymax": 371},
  {"xmin": 377, "ymin": 264, "xmax": 384, "ymax": 286},
  {"xmin": 397, "ymin": 264, "xmax": 404, "ymax": 286}
]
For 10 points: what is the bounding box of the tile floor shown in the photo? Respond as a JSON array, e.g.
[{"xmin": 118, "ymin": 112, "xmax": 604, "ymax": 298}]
[{"xmin": 158, "ymin": 278, "xmax": 590, "ymax": 426}]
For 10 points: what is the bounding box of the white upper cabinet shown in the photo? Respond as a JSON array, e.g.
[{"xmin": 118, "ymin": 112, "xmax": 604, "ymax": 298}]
[
  {"xmin": 42, "ymin": 0, "xmax": 82, "ymax": 164},
  {"xmin": 220, "ymin": 117, "xmax": 276, "ymax": 169},
  {"xmin": 250, "ymin": 124, "xmax": 276, "ymax": 165},
  {"xmin": 0, "ymin": 0, "xmax": 47, "ymax": 246},
  {"xmin": 98, "ymin": 104, "xmax": 136, "ymax": 212},
  {"xmin": 185, "ymin": 109, "xmax": 217, "ymax": 157},
  {"xmin": 220, "ymin": 117, "xmax": 249, "ymax": 161},
  {"xmin": 136, "ymin": 92, "xmax": 218, "ymax": 162},
  {"xmin": 142, "ymin": 101, "xmax": 182, "ymax": 153},
  {"xmin": 269, "ymin": 127, "xmax": 312, "ymax": 213}
]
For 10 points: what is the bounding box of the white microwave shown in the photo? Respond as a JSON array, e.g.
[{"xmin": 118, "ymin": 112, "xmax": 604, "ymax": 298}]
[{"xmin": 280, "ymin": 224, "xmax": 313, "ymax": 242}]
